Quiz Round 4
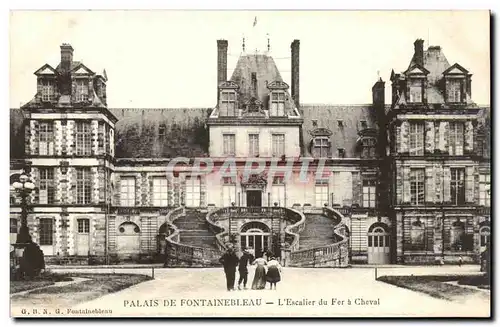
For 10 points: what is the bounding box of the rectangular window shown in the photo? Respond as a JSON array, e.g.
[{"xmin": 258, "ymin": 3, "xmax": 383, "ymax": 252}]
[
  {"xmin": 120, "ymin": 176, "xmax": 136, "ymax": 207},
  {"xmin": 409, "ymin": 79, "xmax": 423, "ymax": 103},
  {"xmin": 313, "ymin": 137, "xmax": 330, "ymax": 158},
  {"xmin": 152, "ymin": 177, "xmax": 169, "ymax": 206},
  {"xmin": 222, "ymin": 134, "xmax": 236, "ymax": 156},
  {"xmin": 76, "ymin": 79, "xmax": 89, "ymax": 102},
  {"xmin": 362, "ymin": 138, "xmax": 376, "ymax": 158},
  {"xmin": 272, "ymin": 134, "xmax": 285, "ymax": 157},
  {"xmin": 410, "ymin": 169, "xmax": 425, "ymax": 205},
  {"xmin": 39, "ymin": 167, "xmax": 55, "ymax": 204},
  {"xmin": 338, "ymin": 148, "xmax": 345, "ymax": 158},
  {"xmin": 10, "ymin": 218, "xmax": 17, "ymax": 234},
  {"xmin": 39, "ymin": 218, "xmax": 54, "ymax": 246},
  {"xmin": 449, "ymin": 122, "xmax": 464, "ymax": 155},
  {"xmin": 222, "ymin": 177, "xmax": 236, "ymax": 207},
  {"xmin": 98, "ymin": 122, "xmax": 105, "ymax": 154},
  {"xmin": 271, "ymin": 176, "xmax": 286, "ymax": 206},
  {"xmin": 220, "ymin": 91, "xmax": 236, "ymax": 116},
  {"xmin": 270, "ymin": 92, "xmax": 286, "ymax": 116},
  {"xmin": 76, "ymin": 168, "xmax": 92, "ymax": 205},
  {"xmin": 363, "ymin": 180, "xmax": 376, "ymax": 208},
  {"xmin": 360, "ymin": 120, "xmax": 368, "ymax": 129},
  {"xmin": 451, "ymin": 168, "xmax": 465, "ymax": 205},
  {"xmin": 39, "ymin": 121, "xmax": 54, "ymax": 156},
  {"xmin": 315, "ymin": 179, "xmax": 329, "ymax": 207},
  {"xmin": 75, "ymin": 121, "xmax": 92, "ymax": 156},
  {"xmin": 105, "ymin": 125, "xmax": 111, "ymax": 155},
  {"xmin": 479, "ymin": 175, "xmax": 490, "ymax": 206},
  {"xmin": 77, "ymin": 219, "xmax": 90, "ymax": 233},
  {"xmin": 185, "ymin": 176, "xmax": 201, "ymax": 207},
  {"xmin": 249, "ymin": 134, "xmax": 259, "ymax": 157},
  {"xmin": 447, "ymin": 79, "xmax": 462, "ymax": 103},
  {"xmin": 41, "ymin": 79, "xmax": 55, "ymax": 102},
  {"xmin": 409, "ymin": 122, "xmax": 424, "ymax": 155}
]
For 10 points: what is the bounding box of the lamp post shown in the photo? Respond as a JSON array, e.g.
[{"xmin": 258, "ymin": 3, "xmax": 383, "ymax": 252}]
[{"xmin": 13, "ymin": 174, "xmax": 36, "ymax": 247}]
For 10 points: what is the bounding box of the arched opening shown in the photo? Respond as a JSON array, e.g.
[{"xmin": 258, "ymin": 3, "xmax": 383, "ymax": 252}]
[
  {"xmin": 157, "ymin": 222, "xmax": 169, "ymax": 255},
  {"xmin": 450, "ymin": 219, "xmax": 465, "ymax": 251},
  {"xmin": 479, "ymin": 224, "xmax": 490, "ymax": 251},
  {"xmin": 116, "ymin": 222, "xmax": 141, "ymax": 256},
  {"xmin": 240, "ymin": 221, "xmax": 271, "ymax": 258},
  {"xmin": 367, "ymin": 222, "xmax": 390, "ymax": 264}
]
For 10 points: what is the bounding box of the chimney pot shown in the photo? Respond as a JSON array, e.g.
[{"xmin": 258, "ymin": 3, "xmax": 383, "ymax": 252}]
[
  {"xmin": 60, "ymin": 43, "xmax": 74, "ymax": 73},
  {"xmin": 291, "ymin": 39, "xmax": 300, "ymax": 110},
  {"xmin": 413, "ymin": 39, "xmax": 424, "ymax": 67},
  {"xmin": 217, "ymin": 40, "xmax": 228, "ymax": 101}
]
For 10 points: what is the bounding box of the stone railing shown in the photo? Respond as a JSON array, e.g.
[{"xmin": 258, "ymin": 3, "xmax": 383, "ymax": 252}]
[
  {"xmin": 288, "ymin": 206, "xmax": 349, "ymax": 268},
  {"xmin": 164, "ymin": 207, "xmax": 224, "ymax": 267},
  {"xmin": 206, "ymin": 206, "xmax": 306, "ymax": 255}
]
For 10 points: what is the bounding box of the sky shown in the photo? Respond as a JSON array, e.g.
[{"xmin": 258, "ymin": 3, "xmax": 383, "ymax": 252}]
[{"xmin": 9, "ymin": 10, "xmax": 490, "ymax": 108}]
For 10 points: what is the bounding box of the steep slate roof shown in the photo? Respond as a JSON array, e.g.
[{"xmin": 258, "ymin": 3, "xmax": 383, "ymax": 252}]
[
  {"xmin": 407, "ymin": 46, "xmax": 451, "ymax": 104},
  {"xmin": 301, "ymin": 104, "xmax": 377, "ymax": 158},
  {"xmin": 229, "ymin": 54, "xmax": 294, "ymax": 111},
  {"xmin": 111, "ymin": 108, "xmax": 211, "ymax": 158}
]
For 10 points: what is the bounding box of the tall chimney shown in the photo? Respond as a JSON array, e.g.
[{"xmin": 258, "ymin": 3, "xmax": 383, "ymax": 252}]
[
  {"xmin": 217, "ymin": 40, "xmax": 228, "ymax": 100},
  {"xmin": 291, "ymin": 39, "xmax": 300, "ymax": 110},
  {"xmin": 60, "ymin": 43, "xmax": 74, "ymax": 72},
  {"xmin": 413, "ymin": 39, "xmax": 424, "ymax": 66}
]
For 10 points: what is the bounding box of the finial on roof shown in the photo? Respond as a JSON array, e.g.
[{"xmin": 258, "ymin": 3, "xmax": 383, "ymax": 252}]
[
  {"xmin": 242, "ymin": 36, "xmax": 246, "ymax": 52},
  {"xmin": 267, "ymin": 33, "xmax": 270, "ymax": 52}
]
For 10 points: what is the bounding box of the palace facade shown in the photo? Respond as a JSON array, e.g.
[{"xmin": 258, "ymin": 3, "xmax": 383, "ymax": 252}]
[{"xmin": 10, "ymin": 38, "xmax": 490, "ymax": 266}]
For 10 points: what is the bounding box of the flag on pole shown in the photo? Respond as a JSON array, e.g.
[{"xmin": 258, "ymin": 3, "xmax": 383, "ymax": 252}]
[{"xmin": 253, "ymin": 16, "xmax": 257, "ymax": 27}]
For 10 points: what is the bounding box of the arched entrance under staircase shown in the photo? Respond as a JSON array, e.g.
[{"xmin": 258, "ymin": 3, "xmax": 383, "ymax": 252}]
[
  {"xmin": 240, "ymin": 221, "xmax": 270, "ymax": 258},
  {"xmin": 367, "ymin": 222, "xmax": 391, "ymax": 264}
]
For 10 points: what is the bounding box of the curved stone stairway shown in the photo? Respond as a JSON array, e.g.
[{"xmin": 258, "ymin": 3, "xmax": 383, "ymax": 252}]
[
  {"xmin": 298, "ymin": 213, "xmax": 338, "ymax": 250},
  {"xmin": 173, "ymin": 210, "xmax": 219, "ymax": 250}
]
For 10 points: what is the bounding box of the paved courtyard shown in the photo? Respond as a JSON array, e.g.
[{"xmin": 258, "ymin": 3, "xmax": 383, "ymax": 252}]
[{"xmin": 12, "ymin": 265, "xmax": 490, "ymax": 318}]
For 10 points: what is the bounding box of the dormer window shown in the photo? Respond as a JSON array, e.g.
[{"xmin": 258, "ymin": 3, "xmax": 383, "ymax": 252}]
[
  {"xmin": 447, "ymin": 79, "xmax": 462, "ymax": 103},
  {"xmin": 361, "ymin": 138, "xmax": 376, "ymax": 158},
  {"xmin": 270, "ymin": 91, "xmax": 285, "ymax": 116},
  {"xmin": 41, "ymin": 79, "xmax": 55, "ymax": 102},
  {"xmin": 338, "ymin": 148, "xmax": 345, "ymax": 158},
  {"xmin": 220, "ymin": 91, "xmax": 236, "ymax": 116},
  {"xmin": 313, "ymin": 137, "xmax": 331, "ymax": 158},
  {"xmin": 409, "ymin": 79, "xmax": 423, "ymax": 103},
  {"xmin": 158, "ymin": 124, "xmax": 166, "ymax": 137},
  {"xmin": 76, "ymin": 79, "xmax": 89, "ymax": 102},
  {"xmin": 337, "ymin": 120, "xmax": 344, "ymax": 128},
  {"xmin": 360, "ymin": 120, "xmax": 367, "ymax": 129}
]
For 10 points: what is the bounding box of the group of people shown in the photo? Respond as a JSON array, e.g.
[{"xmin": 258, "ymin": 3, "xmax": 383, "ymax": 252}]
[{"xmin": 219, "ymin": 244, "xmax": 283, "ymax": 291}]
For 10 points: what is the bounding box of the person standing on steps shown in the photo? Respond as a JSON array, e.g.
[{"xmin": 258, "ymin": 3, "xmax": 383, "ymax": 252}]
[
  {"xmin": 237, "ymin": 247, "xmax": 254, "ymax": 290},
  {"xmin": 219, "ymin": 243, "xmax": 239, "ymax": 291}
]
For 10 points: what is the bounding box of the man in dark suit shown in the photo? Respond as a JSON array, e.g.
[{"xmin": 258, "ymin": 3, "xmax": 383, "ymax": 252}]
[
  {"xmin": 237, "ymin": 248, "xmax": 254, "ymax": 290},
  {"xmin": 219, "ymin": 243, "xmax": 239, "ymax": 291}
]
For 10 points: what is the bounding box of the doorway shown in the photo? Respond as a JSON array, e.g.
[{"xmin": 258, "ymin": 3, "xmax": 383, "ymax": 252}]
[
  {"xmin": 76, "ymin": 218, "xmax": 90, "ymax": 256},
  {"xmin": 240, "ymin": 221, "xmax": 270, "ymax": 258},
  {"xmin": 367, "ymin": 224, "xmax": 391, "ymax": 264},
  {"xmin": 246, "ymin": 190, "xmax": 262, "ymax": 207}
]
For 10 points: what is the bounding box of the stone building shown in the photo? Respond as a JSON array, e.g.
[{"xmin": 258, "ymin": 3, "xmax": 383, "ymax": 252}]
[{"xmin": 9, "ymin": 38, "xmax": 490, "ymax": 266}]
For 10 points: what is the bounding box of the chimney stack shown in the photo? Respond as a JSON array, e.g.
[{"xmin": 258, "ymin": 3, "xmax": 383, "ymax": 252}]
[
  {"xmin": 291, "ymin": 39, "xmax": 300, "ymax": 110},
  {"xmin": 372, "ymin": 78, "xmax": 385, "ymax": 106},
  {"xmin": 217, "ymin": 40, "xmax": 228, "ymax": 99},
  {"xmin": 413, "ymin": 39, "xmax": 424, "ymax": 66},
  {"xmin": 60, "ymin": 43, "xmax": 74, "ymax": 73}
]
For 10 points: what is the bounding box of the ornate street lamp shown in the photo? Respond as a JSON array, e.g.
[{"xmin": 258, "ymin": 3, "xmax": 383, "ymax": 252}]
[{"xmin": 12, "ymin": 173, "xmax": 36, "ymax": 246}]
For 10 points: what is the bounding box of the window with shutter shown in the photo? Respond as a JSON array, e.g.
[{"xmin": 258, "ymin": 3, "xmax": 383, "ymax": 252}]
[
  {"xmin": 270, "ymin": 92, "xmax": 286, "ymax": 116},
  {"xmin": 39, "ymin": 167, "xmax": 55, "ymax": 204},
  {"xmin": 249, "ymin": 134, "xmax": 259, "ymax": 157},
  {"xmin": 450, "ymin": 168, "xmax": 465, "ymax": 205},
  {"xmin": 449, "ymin": 122, "xmax": 465, "ymax": 155},
  {"xmin": 222, "ymin": 134, "xmax": 236, "ymax": 156},
  {"xmin": 120, "ymin": 176, "xmax": 135, "ymax": 207},
  {"xmin": 272, "ymin": 134, "xmax": 285, "ymax": 157},
  {"xmin": 39, "ymin": 122, "xmax": 54, "ymax": 156},
  {"xmin": 220, "ymin": 91, "xmax": 236, "ymax": 116},
  {"xmin": 447, "ymin": 79, "xmax": 462, "ymax": 103},
  {"xmin": 315, "ymin": 179, "xmax": 329, "ymax": 207},
  {"xmin": 409, "ymin": 122, "xmax": 424, "ymax": 155}
]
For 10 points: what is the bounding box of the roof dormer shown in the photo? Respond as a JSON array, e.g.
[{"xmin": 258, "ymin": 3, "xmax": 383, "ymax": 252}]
[
  {"xmin": 218, "ymin": 81, "xmax": 239, "ymax": 117},
  {"xmin": 443, "ymin": 63, "xmax": 470, "ymax": 104},
  {"xmin": 404, "ymin": 64, "xmax": 429, "ymax": 104}
]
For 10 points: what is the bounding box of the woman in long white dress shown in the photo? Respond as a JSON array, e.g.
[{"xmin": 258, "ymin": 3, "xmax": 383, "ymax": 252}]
[{"xmin": 251, "ymin": 256, "xmax": 267, "ymax": 290}]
